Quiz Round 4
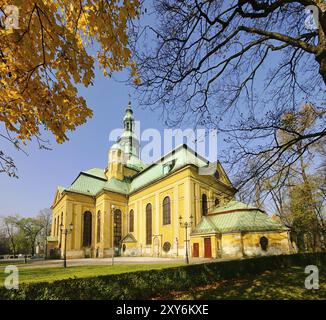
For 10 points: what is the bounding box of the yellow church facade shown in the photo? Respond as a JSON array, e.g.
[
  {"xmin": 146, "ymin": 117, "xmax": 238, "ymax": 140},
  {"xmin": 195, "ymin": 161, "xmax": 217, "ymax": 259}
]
[{"xmin": 49, "ymin": 102, "xmax": 292, "ymax": 260}]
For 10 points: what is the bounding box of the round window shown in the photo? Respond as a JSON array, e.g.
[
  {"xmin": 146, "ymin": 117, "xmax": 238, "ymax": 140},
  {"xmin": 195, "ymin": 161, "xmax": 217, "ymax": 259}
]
[
  {"xmin": 163, "ymin": 241, "xmax": 171, "ymax": 253},
  {"xmin": 214, "ymin": 170, "xmax": 220, "ymax": 180}
]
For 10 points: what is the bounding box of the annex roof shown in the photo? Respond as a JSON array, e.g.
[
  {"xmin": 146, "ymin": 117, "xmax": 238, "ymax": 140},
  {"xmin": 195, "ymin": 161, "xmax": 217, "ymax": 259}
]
[{"xmin": 191, "ymin": 201, "xmax": 288, "ymax": 235}]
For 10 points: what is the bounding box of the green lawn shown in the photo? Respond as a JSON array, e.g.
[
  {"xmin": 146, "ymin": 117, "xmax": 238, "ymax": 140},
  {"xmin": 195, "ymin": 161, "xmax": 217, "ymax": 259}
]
[
  {"xmin": 0, "ymin": 263, "xmax": 181, "ymax": 286},
  {"xmin": 155, "ymin": 266, "xmax": 325, "ymax": 300},
  {"xmin": 1, "ymin": 262, "xmax": 324, "ymax": 300}
]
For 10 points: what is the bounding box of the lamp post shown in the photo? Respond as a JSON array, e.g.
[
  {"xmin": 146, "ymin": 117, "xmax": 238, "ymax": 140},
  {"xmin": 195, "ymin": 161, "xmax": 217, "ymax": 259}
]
[
  {"xmin": 60, "ymin": 222, "xmax": 73, "ymax": 268},
  {"xmin": 179, "ymin": 215, "xmax": 193, "ymax": 264}
]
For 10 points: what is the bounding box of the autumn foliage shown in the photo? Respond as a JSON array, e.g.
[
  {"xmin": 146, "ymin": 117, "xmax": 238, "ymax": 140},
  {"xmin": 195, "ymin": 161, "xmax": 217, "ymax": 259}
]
[{"xmin": 0, "ymin": 0, "xmax": 140, "ymax": 154}]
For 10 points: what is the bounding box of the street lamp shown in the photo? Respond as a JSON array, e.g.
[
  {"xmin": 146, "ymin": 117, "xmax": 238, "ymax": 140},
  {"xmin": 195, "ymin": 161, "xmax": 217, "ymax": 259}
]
[
  {"xmin": 179, "ymin": 215, "xmax": 193, "ymax": 264},
  {"xmin": 60, "ymin": 222, "xmax": 73, "ymax": 268}
]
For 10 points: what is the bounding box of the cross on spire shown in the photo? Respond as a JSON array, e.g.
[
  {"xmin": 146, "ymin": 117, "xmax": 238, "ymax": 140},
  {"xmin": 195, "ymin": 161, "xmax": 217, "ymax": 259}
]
[
  {"xmin": 128, "ymin": 93, "xmax": 131, "ymax": 107},
  {"xmin": 126, "ymin": 94, "xmax": 132, "ymax": 112}
]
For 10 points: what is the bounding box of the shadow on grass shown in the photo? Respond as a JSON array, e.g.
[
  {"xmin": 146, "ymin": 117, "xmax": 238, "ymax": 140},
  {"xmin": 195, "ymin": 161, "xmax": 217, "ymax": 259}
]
[{"xmin": 158, "ymin": 266, "xmax": 326, "ymax": 300}]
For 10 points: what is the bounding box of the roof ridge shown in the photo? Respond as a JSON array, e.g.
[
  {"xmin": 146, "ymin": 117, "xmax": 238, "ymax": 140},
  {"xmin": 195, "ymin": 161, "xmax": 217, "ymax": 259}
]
[{"xmin": 81, "ymin": 170, "xmax": 107, "ymax": 181}]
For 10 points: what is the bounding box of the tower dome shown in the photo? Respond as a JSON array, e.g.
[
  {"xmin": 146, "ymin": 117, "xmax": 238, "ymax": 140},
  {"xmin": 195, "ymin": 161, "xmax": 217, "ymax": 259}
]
[
  {"xmin": 106, "ymin": 98, "xmax": 143, "ymax": 180},
  {"xmin": 118, "ymin": 100, "xmax": 140, "ymax": 158}
]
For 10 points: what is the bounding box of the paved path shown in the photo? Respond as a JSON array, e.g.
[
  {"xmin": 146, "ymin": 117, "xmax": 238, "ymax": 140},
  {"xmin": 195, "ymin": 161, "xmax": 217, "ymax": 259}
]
[{"xmin": 1, "ymin": 256, "xmax": 217, "ymax": 269}]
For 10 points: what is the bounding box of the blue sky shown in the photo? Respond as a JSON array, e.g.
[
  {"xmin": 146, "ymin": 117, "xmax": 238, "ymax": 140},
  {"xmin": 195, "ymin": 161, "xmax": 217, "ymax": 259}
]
[
  {"xmin": 0, "ymin": 69, "xmax": 224, "ymax": 217},
  {"xmin": 0, "ymin": 1, "xmax": 171, "ymax": 217},
  {"xmin": 0, "ymin": 3, "xmax": 321, "ymax": 217},
  {"xmin": 4, "ymin": 60, "xmax": 232, "ymax": 217},
  {"xmin": 0, "ymin": 3, "xmax": 226, "ymax": 218},
  {"xmin": 0, "ymin": 69, "xmax": 169, "ymax": 217}
]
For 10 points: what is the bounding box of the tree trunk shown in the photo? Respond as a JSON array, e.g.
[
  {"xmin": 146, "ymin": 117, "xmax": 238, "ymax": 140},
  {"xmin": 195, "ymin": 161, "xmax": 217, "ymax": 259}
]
[
  {"xmin": 316, "ymin": 50, "xmax": 326, "ymax": 85},
  {"xmin": 298, "ymin": 146, "xmax": 321, "ymax": 251},
  {"xmin": 10, "ymin": 238, "xmax": 16, "ymax": 258},
  {"xmin": 316, "ymin": 4, "xmax": 326, "ymax": 85},
  {"xmin": 31, "ymin": 239, "xmax": 35, "ymax": 256}
]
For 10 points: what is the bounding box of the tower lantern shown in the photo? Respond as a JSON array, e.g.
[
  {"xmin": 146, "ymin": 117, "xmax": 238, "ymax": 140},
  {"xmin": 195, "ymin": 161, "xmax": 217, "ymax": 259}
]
[{"xmin": 106, "ymin": 98, "xmax": 143, "ymax": 180}]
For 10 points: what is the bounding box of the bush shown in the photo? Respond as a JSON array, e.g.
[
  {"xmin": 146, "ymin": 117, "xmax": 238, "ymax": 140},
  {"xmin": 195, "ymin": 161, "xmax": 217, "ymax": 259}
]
[{"xmin": 0, "ymin": 253, "xmax": 325, "ymax": 300}]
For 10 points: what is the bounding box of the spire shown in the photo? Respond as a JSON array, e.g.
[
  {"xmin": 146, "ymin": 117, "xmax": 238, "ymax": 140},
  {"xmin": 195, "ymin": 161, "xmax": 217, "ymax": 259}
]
[
  {"xmin": 119, "ymin": 96, "xmax": 140, "ymax": 159},
  {"xmin": 126, "ymin": 94, "xmax": 133, "ymax": 113},
  {"xmin": 123, "ymin": 96, "xmax": 134, "ymax": 130}
]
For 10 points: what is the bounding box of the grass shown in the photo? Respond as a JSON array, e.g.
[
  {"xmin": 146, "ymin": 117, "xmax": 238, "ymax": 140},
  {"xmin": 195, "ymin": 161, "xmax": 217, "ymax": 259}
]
[
  {"xmin": 1, "ymin": 255, "xmax": 325, "ymax": 300},
  {"xmin": 153, "ymin": 266, "xmax": 326, "ymax": 300},
  {"xmin": 0, "ymin": 263, "xmax": 181, "ymax": 286}
]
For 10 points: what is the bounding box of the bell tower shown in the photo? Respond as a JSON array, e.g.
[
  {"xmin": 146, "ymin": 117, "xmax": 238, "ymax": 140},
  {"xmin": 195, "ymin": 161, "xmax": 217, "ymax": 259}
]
[
  {"xmin": 106, "ymin": 143, "xmax": 124, "ymax": 180},
  {"xmin": 119, "ymin": 99, "xmax": 140, "ymax": 159},
  {"xmin": 106, "ymin": 98, "xmax": 143, "ymax": 180}
]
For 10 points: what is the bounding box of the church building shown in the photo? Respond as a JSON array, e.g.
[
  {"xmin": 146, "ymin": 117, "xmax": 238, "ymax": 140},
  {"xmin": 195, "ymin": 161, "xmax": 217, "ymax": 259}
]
[{"xmin": 48, "ymin": 102, "xmax": 291, "ymax": 259}]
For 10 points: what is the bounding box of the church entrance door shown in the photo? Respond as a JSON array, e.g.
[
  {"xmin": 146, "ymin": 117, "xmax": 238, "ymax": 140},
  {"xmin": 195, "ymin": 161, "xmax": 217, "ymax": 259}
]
[
  {"xmin": 192, "ymin": 243, "xmax": 199, "ymax": 257},
  {"xmin": 204, "ymin": 238, "xmax": 212, "ymax": 258}
]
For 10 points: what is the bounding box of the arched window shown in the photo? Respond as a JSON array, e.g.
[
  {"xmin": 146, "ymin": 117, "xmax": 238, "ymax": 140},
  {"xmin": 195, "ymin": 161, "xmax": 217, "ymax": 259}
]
[
  {"xmin": 202, "ymin": 194, "xmax": 208, "ymax": 216},
  {"xmin": 56, "ymin": 216, "xmax": 59, "ymax": 236},
  {"xmin": 215, "ymin": 198, "xmax": 220, "ymax": 206},
  {"xmin": 260, "ymin": 236, "xmax": 268, "ymax": 251},
  {"xmin": 146, "ymin": 204, "xmax": 152, "ymax": 245},
  {"xmin": 129, "ymin": 210, "xmax": 134, "ymax": 233},
  {"xmin": 113, "ymin": 209, "xmax": 122, "ymax": 247},
  {"xmin": 97, "ymin": 211, "xmax": 101, "ymax": 243},
  {"xmin": 83, "ymin": 211, "xmax": 92, "ymax": 247},
  {"xmin": 163, "ymin": 196, "xmax": 171, "ymax": 225},
  {"xmin": 54, "ymin": 217, "xmax": 56, "ymax": 236}
]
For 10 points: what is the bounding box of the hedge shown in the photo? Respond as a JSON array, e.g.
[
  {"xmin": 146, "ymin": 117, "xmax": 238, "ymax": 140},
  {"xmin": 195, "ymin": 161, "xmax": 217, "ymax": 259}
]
[{"xmin": 0, "ymin": 253, "xmax": 325, "ymax": 300}]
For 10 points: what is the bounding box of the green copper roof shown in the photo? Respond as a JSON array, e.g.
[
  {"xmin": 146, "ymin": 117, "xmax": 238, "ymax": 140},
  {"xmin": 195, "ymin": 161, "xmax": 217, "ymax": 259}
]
[
  {"xmin": 103, "ymin": 177, "xmax": 130, "ymax": 195},
  {"xmin": 126, "ymin": 155, "xmax": 144, "ymax": 171},
  {"xmin": 68, "ymin": 174, "xmax": 131, "ymax": 196},
  {"xmin": 191, "ymin": 216, "xmax": 218, "ymax": 234},
  {"xmin": 211, "ymin": 200, "xmax": 259, "ymax": 214},
  {"xmin": 67, "ymin": 173, "xmax": 105, "ymax": 195},
  {"xmin": 129, "ymin": 145, "xmax": 208, "ymax": 192},
  {"xmin": 191, "ymin": 201, "xmax": 288, "ymax": 235},
  {"xmin": 59, "ymin": 145, "xmax": 232, "ymax": 199},
  {"xmin": 83, "ymin": 168, "xmax": 107, "ymax": 180}
]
